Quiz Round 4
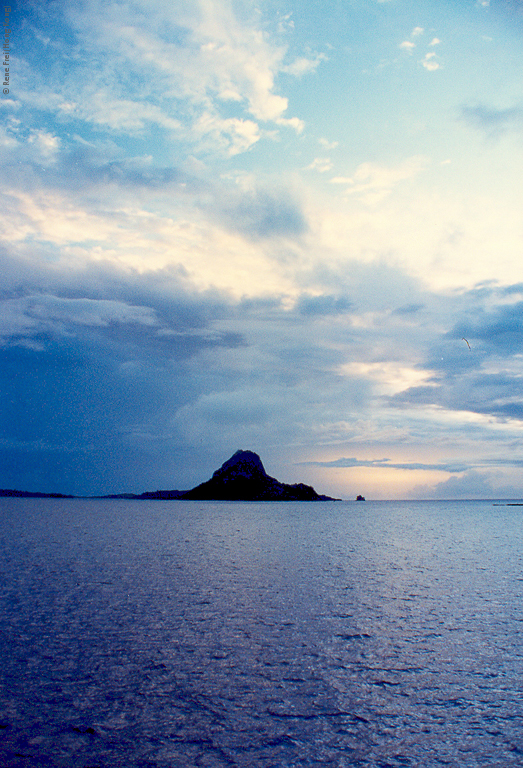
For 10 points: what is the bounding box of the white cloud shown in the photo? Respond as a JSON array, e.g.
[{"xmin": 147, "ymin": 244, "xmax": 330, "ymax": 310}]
[
  {"xmin": 119, "ymin": 2, "xmax": 290, "ymax": 124},
  {"xmin": 1, "ymin": 189, "xmax": 125, "ymax": 246},
  {"xmin": 421, "ymin": 52, "xmax": 440, "ymax": 71},
  {"xmin": 422, "ymin": 61, "xmax": 440, "ymax": 72},
  {"xmin": 0, "ymin": 125, "xmax": 18, "ymax": 150},
  {"xmin": 305, "ymin": 157, "xmax": 333, "ymax": 173},
  {"xmin": 193, "ymin": 112, "xmax": 261, "ymax": 155},
  {"xmin": 276, "ymin": 116, "xmax": 305, "ymax": 133},
  {"xmin": 319, "ymin": 138, "xmax": 338, "ymax": 150},
  {"xmin": 318, "ymin": 156, "xmax": 523, "ymax": 296},
  {"xmin": 282, "ymin": 53, "xmax": 327, "ymax": 77},
  {"xmin": 400, "ymin": 41, "xmax": 416, "ymax": 52},
  {"xmin": 339, "ymin": 361, "xmax": 433, "ymax": 396},
  {"xmin": 28, "ymin": 130, "xmax": 61, "ymax": 163},
  {"xmin": 277, "ymin": 13, "xmax": 294, "ymax": 35},
  {"xmin": 429, "ymin": 38, "xmax": 442, "ymax": 46},
  {"xmin": 412, "ymin": 27, "xmax": 424, "ymax": 36},
  {"xmin": 217, "ymin": 87, "xmax": 242, "ymax": 102},
  {"xmin": 55, "ymin": 91, "xmax": 181, "ymax": 134},
  {"xmin": 331, "ymin": 156, "xmax": 428, "ymax": 204},
  {"xmin": 42, "ymin": 0, "xmax": 303, "ymax": 154}
]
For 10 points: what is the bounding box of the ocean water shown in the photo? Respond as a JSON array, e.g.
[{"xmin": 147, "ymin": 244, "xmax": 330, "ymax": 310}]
[{"xmin": 1, "ymin": 498, "xmax": 523, "ymax": 767}]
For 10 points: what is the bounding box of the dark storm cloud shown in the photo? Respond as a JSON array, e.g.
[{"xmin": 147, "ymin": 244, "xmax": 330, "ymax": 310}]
[
  {"xmin": 389, "ymin": 373, "xmax": 523, "ymax": 422},
  {"xmin": 389, "ymin": 353, "xmax": 523, "ymax": 423},
  {"xmin": 441, "ymin": 296, "xmax": 523, "ymax": 358},
  {"xmin": 0, "ymin": 339, "xmax": 206, "ymax": 495},
  {"xmin": 0, "ymin": 255, "xmax": 249, "ymax": 495},
  {"xmin": 0, "ymin": 290, "xmax": 244, "ymax": 362},
  {"xmin": 384, "ymin": 286, "xmax": 523, "ymax": 423},
  {"xmin": 410, "ymin": 287, "xmax": 523, "ymax": 379},
  {"xmin": 0, "ymin": 236, "xmax": 238, "ymax": 335},
  {"xmin": 465, "ymin": 300, "xmax": 523, "ymax": 353},
  {"xmin": 0, "ymin": 308, "xmax": 242, "ymax": 496}
]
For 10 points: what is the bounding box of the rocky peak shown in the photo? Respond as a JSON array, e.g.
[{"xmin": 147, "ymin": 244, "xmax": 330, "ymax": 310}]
[
  {"xmin": 212, "ymin": 450, "xmax": 267, "ymax": 482},
  {"xmin": 181, "ymin": 449, "xmax": 338, "ymax": 501}
]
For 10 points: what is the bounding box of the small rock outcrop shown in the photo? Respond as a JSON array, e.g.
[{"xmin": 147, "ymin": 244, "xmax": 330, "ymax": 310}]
[{"xmin": 181, "ymin": 450, "xmax": 337, "ymax": 501}]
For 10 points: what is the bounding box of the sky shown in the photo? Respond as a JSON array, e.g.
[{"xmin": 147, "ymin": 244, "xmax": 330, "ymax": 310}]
[{"xmin": 2, "ymin": 0, "xmax": 523, "ymax": 499}]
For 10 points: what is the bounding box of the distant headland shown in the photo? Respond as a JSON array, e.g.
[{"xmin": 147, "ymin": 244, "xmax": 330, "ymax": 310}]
[
  {"xmin": 0, "ymin": 450, "xmax": 339, "ymax": 502},
  {"xmin": 0, "ymin": 490, "xmax": 75, "ymax": 499}
]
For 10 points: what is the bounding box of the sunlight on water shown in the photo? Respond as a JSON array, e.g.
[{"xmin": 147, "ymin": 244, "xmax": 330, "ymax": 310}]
[{"xmin": 1, "ymin": 498, "xmax": 523, "ymax": 766}]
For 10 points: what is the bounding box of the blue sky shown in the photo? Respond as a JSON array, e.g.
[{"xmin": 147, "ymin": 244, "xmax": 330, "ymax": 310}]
[{"xmin": 2, "ymin": 0, "xmax": 523, "ymax": 498}]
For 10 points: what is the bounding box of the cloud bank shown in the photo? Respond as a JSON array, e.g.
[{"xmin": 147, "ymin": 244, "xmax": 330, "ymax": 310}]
[{"xmin": 2, "ymin": 0, "xmax": 523, "ymax": 499}]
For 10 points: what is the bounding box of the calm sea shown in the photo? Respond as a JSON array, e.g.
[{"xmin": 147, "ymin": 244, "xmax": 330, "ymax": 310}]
[{"xmin": 1, "ymin": 498, "xmax": 523, "ymax": 767}]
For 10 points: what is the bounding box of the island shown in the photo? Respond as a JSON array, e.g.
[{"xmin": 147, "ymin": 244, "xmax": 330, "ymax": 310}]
[
  {"xmin": 135, "ymin": 450, "xmax": 337, "ymax": 501},
  {"xmin": 0, "ymin": 450, "xmax": 339, "ymax": 502}
]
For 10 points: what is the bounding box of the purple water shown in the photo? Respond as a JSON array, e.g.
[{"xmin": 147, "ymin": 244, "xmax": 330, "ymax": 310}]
[{"xmin": 1, "ymin": 498, "xmax": 523, "ymax": 766}]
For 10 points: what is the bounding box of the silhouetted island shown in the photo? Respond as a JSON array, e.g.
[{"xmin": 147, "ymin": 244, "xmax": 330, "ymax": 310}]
[
  {"xmin": 0, "ymin": 450, "xmax": 338, "ymax": 502},
  {"xmin": 129, "ymin": 450, "xmax": 338, "ymax": 501},
  {"xmin": 180, "ymin": 450, "xmax": 337, "ymax": 501}
]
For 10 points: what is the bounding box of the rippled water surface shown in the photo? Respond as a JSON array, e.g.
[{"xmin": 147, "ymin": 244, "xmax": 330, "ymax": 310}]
[{"xmin": 2, "ymin": 498, "xmax": 523, "ymax": 766}]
